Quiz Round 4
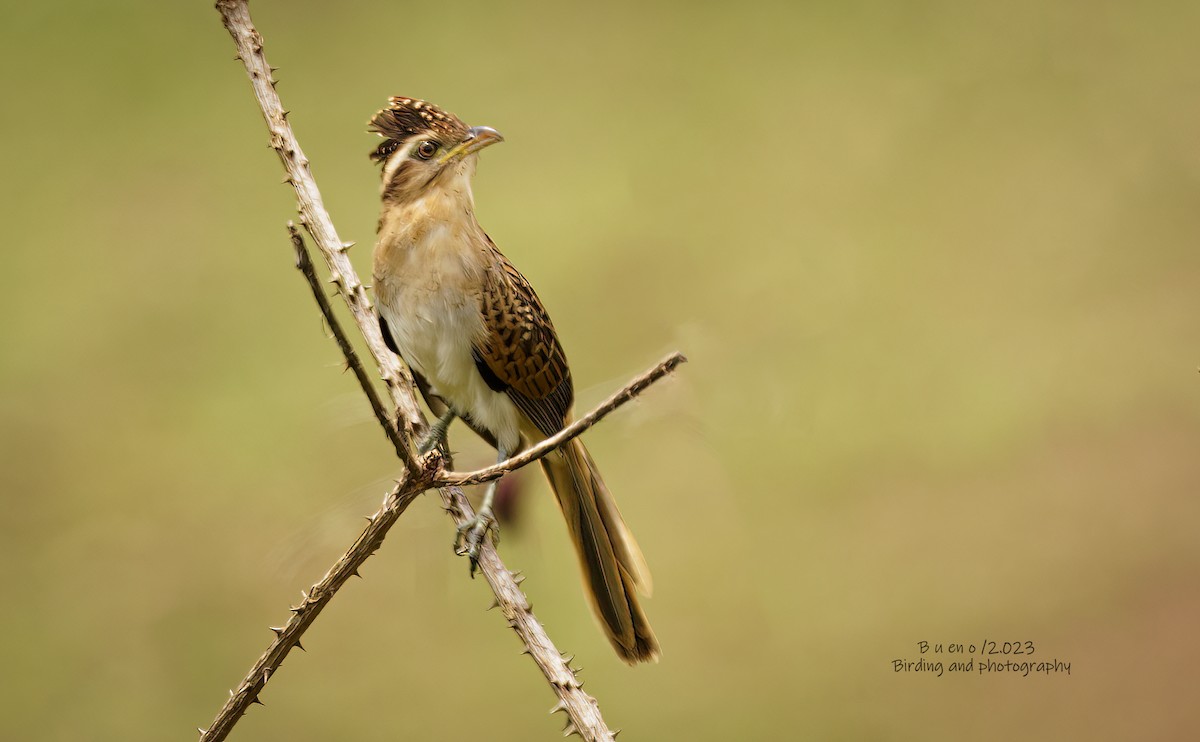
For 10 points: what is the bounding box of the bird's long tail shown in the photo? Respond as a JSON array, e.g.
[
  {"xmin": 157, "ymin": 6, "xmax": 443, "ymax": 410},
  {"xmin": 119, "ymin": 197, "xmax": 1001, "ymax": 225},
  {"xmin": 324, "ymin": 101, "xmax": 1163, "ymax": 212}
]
[{"xmin": 540, "ymin": 437, "xmax": 659, "ymax": 664}]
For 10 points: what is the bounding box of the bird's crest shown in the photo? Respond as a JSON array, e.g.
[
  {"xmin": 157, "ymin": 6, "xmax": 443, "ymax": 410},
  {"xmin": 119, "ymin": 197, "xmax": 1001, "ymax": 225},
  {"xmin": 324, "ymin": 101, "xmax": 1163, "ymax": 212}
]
[{"xmin": 368, "ymin": 97, "xmax": 468, "ymax": 164}]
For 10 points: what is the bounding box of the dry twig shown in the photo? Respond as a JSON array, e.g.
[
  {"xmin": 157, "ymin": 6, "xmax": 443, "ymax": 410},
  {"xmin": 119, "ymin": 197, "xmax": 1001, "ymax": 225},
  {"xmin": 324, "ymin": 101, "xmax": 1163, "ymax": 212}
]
[
  {"xmin": 289, "ymin": 223, "xmax": 409, "ymax": 460},
  {"xmin": 197, "ymin": 477, "xmax": 431, "ymax": 741},
  {"xmin": 206, "ymin": 2, "xmax": 685, "ymax": 740},
  {"xmin": 436, "ymin": 352, "xmax": 688, "ymax": 488}
]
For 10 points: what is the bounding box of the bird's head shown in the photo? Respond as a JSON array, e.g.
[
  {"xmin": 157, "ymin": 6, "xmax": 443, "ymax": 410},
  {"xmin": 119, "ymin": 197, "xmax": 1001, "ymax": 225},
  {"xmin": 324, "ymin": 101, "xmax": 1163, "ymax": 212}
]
[{"xmin": 368, "ymin": 97, "xmax": 503, "ymax": 204}]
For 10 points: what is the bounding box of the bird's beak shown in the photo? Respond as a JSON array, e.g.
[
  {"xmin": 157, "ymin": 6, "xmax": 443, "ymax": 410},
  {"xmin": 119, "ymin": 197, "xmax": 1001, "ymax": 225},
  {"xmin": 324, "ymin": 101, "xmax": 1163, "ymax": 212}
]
[{"xmin": 439, "ymin": 126, "xmax": 504, "ymax": 164}]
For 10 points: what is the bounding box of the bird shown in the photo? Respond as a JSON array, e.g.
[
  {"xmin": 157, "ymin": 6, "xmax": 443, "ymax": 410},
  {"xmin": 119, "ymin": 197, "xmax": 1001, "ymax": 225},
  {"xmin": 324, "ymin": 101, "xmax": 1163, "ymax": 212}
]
[{"xmin": 368, "ymin": 96, "xmax": 659, "ymax": 664}]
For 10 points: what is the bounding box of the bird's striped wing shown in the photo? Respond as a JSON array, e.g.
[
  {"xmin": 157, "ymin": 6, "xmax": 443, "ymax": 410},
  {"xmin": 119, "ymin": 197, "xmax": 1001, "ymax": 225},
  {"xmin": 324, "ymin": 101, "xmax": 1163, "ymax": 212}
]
[{"xmin": 473, "ymin": 241, "xmax": 574, "ymax": 437}]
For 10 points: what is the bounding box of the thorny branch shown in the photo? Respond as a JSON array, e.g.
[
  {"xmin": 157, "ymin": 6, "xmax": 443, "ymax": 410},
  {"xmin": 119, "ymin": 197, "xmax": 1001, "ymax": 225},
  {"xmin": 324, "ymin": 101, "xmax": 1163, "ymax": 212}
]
[
  {"xmin": 289, "ymin": 223, "xmax": 409, "ymax": 461},
  {"xmin": 215, "ymin": 0, "xmax": 423, "ymax": 471},
  {"xmin": 206, "ymin": 1, "xmax": 686, "ymax": 741},
  {"xmin": 197, "ymin": 476, "xmax": 431, "ymax": 742},
  {"xmin": 436, "ymin": 352, "xmax": 687, "ymax": 488}
]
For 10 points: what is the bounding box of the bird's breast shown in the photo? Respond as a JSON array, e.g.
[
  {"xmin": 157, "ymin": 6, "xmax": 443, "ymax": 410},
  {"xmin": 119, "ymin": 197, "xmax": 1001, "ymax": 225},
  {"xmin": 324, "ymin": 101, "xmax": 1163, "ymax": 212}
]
[
  {"xmin": 375, "ymin": 224, "xmax": 484, "ymax": 378},
  {"xmin": 373, "ymin": 214, "xmax": 522, "ymax": 449}
]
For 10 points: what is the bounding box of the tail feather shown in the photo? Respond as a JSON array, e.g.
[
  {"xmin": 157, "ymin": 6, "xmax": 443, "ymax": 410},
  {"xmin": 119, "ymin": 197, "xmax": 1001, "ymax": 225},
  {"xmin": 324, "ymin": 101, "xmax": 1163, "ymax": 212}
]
[{"xmin": 541, "ymin": 438, "xmax": 659, "ymax": 664}]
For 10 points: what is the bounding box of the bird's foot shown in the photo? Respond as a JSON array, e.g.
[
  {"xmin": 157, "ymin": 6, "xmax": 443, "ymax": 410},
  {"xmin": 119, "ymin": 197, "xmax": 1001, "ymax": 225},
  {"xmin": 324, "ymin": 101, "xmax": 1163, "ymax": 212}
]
[
  {"xmin": 417, "ymin": 409, "xmax": 456, "ymax": 455},
  {"xmin": 417, "ymin": 435, "xmax": 443, "ymax": 456},
  {"xmin": 453, "ymin": 446, "xmax": 507, "ymax": 576},
  {"xmin": 454, "ymin": 505, "xmax": 500, "ymax": 577}
]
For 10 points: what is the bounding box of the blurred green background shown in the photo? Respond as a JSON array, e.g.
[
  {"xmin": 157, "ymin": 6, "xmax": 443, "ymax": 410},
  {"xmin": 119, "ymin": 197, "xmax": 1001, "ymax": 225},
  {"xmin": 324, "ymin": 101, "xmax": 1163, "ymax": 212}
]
[{"xmin": 2, "ymin": 0, "xmax": 1198, "ymax": 739}]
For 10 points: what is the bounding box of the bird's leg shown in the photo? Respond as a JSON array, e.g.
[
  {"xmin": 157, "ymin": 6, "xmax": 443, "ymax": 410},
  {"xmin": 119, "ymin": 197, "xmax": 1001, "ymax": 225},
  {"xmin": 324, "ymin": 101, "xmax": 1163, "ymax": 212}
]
[
  {"xmin": 454, "ymin": 444, "xmax": 506, "ymax": 575},
  {"xmin": 418, "ymin": 408, "xmax": 456, "ymax": 455}
]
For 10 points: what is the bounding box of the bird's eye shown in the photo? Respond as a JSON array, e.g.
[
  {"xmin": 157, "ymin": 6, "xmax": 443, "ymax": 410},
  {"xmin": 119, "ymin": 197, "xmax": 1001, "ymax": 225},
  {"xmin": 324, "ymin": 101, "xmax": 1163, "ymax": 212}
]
[{"xmin": 415, "ymin": 140, "xmax": 439, "ymax": 160}]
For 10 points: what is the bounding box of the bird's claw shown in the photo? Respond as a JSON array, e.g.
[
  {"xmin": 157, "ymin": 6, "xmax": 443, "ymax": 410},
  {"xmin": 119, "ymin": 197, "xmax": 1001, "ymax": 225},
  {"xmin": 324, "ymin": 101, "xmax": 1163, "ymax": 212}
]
[
  {"xmin": 417, "ymin": 431, "xmax": 444, "ymax": 456},
  {"xmin": 454, "ymin": 507, "xmax": 499, "ymax": 576},
  {"xmin": 417, "ymin": 410, "xmax": 456, "ymax": 455}
]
